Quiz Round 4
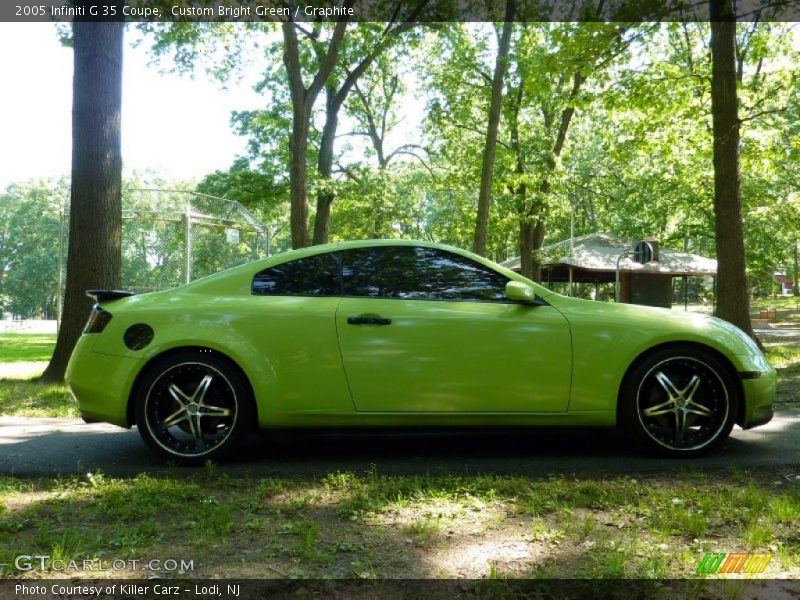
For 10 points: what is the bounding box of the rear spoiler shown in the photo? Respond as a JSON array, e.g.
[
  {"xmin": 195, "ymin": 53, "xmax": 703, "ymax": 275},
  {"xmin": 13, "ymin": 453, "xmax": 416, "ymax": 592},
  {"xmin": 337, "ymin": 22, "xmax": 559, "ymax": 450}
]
[{"xmin": 86, "ymin": 290, "xmax": 135, "ymax": 303}]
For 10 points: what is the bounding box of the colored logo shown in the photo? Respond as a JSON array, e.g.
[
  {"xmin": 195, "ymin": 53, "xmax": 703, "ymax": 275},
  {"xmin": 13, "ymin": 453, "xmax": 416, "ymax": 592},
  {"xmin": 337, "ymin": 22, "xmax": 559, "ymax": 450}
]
[{"xmin": 696, "ymin": 552, "xmax": 772, "ymax": 574}]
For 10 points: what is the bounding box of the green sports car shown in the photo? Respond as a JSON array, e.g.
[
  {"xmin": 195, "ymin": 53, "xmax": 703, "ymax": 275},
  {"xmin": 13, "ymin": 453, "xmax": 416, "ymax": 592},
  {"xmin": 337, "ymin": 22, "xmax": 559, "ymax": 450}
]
[{"xmin": 65, "ymin": 239, "xmax": 775, "ymax": 463}]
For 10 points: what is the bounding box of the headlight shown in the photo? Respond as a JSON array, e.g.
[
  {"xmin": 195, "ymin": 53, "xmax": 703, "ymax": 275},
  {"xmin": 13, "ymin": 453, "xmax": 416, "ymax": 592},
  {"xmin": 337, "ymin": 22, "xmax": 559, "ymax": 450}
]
[{"xmin": 83, "ymin": 305, "xmax": 112, "ymax": 334}]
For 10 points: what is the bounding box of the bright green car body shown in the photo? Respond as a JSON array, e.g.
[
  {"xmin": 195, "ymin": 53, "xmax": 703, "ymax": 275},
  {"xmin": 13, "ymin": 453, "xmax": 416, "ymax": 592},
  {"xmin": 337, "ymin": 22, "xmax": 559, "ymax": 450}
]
[{"xmin": 66, "ymin": 239, "xmax": 775, "ymax": 438}]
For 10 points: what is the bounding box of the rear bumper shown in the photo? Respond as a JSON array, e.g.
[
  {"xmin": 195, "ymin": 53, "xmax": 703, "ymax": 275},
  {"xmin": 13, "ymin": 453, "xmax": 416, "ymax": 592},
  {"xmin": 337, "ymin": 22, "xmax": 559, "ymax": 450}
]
[{"xmin": 65, "ymin": 335, "xmax": 141, "ymax": 428}]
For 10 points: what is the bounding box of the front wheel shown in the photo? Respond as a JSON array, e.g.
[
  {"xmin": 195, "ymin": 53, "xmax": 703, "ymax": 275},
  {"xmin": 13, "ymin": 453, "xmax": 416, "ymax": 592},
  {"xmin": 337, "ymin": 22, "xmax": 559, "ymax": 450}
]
[
  {"xmin": 134, "ymin": 353, "xmax": 253, "ymax": 464},
  {"xmin": 620, "ymin": 348, "xmax": 738, "ymax": 457}
]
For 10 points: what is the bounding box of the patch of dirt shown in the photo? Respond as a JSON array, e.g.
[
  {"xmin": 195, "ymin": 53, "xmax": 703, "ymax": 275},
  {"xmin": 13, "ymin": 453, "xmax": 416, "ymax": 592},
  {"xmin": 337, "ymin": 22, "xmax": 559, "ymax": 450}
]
[
  {"xmin": 420, "ymin": 517, "xmax": 547, "ymax": 577},
  {"xmin": 1, "ymin": 490, "xmax": 53, "ymax": 512}
]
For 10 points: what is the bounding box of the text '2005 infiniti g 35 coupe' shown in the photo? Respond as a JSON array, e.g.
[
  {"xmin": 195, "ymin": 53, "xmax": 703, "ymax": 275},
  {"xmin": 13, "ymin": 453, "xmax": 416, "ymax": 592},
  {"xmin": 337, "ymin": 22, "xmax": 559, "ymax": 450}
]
[{"xmin": 65, "ymin": 240, "xmax": 776, "ymax": 463}]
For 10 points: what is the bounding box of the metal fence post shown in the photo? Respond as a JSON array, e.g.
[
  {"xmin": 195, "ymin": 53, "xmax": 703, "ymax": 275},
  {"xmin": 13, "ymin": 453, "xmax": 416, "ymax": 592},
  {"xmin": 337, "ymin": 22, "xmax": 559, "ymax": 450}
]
[
  {"xmin": 184, "ymin": 200, "xmax": 192, "ymax": 284},
  {"xmin": 56, "ymin": 196, "xmax": 65, "ymax": 333}
]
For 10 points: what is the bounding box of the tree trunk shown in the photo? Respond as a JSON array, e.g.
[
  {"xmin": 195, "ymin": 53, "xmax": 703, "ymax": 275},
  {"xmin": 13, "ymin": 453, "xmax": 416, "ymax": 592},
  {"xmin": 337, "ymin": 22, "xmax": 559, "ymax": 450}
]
[
  {"xmin": 520, "ymin": 220, "xmax": 535, "ymax": 279},
  {"xmin": 710, "ymin": 0, "xmax": 756, "ymax": 339},
  {"xmin": 288, "ymin": 109, "xmax": 310, "ymax": 249},
  {"xmin": 507, "ymin": 79, "xmax": 540, "ymax": 280},
  {"xmin": 312, "ymin": 89, "xmax": 339, "ymax": 246},
  {"xmin": 524, "ymin": 73, "xmax": 585, "ymax": 282},
  {"xmin": 310, "ymin": 23, "xmax": 415, "ymax": 246},
  {"xmin": 313, "ymin": 192, "xmax": 335, "ymax": 245},
  {"xmin": 524, "ymin": 214, "xmax": 546, "ymax": 282},
  {"xmin": 472, "ymin": 0, "xmax": 515, "ymax": 256},
  {"xmin": 282, "ymin": 20, "xmax": 349, "ymax": 249},
  {"xmin": 41, "ymin": 8, "xmax": 123, "ymax": 383}
]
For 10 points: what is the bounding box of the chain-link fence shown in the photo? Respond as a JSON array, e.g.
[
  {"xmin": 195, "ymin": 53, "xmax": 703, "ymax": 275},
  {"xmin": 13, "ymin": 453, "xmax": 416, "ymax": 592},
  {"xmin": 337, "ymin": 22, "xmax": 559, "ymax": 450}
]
[
  {"xmin": 55, "ymin": 190, "xmax": 269, "ymax": 321},
  {"xmin": 117, "ymin": 189, "xmax": 269, "ymax": 292}
]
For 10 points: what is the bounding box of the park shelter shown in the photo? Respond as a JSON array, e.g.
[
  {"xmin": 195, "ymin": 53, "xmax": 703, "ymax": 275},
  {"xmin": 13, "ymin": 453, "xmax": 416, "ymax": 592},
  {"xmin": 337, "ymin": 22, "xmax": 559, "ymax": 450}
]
[{"xmin": 500, "ymin": 233, "xmax": 717, "ymax": 308}]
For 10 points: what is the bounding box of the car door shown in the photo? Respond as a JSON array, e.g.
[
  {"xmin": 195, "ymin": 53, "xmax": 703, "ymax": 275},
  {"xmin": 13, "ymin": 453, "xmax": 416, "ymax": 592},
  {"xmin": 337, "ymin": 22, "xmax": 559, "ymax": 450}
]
[
  {"xmin": 335, "ymin": 245, "xmax": 572, "ymax": 413},
  {"xmin": 247, "ymin": 251, "xmax": 354, "ymax": 413}
]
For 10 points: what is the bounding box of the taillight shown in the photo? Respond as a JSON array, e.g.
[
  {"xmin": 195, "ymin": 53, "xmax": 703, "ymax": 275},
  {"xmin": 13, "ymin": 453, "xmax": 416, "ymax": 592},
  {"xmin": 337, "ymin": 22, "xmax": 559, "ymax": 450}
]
[{"xmin": 84, "ymin": 305, "xmax": 112, "ymax": 334}]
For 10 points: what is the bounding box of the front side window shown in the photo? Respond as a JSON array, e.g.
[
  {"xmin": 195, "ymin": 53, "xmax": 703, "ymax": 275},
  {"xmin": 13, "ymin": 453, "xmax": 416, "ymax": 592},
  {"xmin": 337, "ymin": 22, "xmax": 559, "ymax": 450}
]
[
  {"xmin": 252, "ymin": 252, "xmax": 340, "ymax": 296},
  {"xmin": 342, "ymin": 246, "xmax": 509, "ymax": 302}
]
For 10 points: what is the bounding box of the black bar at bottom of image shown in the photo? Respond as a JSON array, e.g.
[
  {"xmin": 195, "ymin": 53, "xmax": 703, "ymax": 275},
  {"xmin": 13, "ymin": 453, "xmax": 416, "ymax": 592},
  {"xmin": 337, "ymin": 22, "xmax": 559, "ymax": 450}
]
[{"xmin": 3, "ymin": 579, "xmax": 800, "ymax": 600}]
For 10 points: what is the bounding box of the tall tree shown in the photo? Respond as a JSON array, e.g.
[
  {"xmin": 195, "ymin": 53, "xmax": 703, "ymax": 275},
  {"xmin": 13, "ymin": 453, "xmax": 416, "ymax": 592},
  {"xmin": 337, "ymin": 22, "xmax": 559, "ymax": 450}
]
[
  {"xmin": 337, "ymin": 57, "xmax": 431, "ymax": 238},
  {"xmin": 473, "ymin": 0, "xmax": 515, "ymax": 256},
  {"xmin": 513, "ymin": 23, "xmax": 637, "ymax": 280},
  {"xmin": 282, "ymin": 18, "xmax": 349, "ymax": 249},
  {"xmin": 41, "ymin": 4, "xmax": 124, "ymax": 382},
  {"xmin": 709, "ymin": 0, "xmax": 756, "ymax": 338},
  {"xmin": 311, "ymin": 11, "xmax": 426, "ymax": 246},
  {"xmin": 427, "ymin": 20, "xmax": 638, "ymax": 268}
]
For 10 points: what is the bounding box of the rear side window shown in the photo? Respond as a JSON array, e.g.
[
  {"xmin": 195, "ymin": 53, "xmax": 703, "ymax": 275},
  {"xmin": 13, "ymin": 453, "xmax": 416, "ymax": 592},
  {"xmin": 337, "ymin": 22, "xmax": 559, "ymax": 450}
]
[
  {"xmin": 252, "ymin": 252, "xmax": 341, "ymax": 296},
  {"xmin": 342, "ymin": 246, "xmax": 509, "ymax": 302}
]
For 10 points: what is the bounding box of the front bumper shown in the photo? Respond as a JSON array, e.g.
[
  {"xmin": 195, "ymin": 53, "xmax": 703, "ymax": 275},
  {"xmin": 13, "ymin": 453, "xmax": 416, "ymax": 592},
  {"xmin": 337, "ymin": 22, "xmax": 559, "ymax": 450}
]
[
  {"xmin": 740, "ymin": 366, "xmax": 777, "ymax": 429},
  {"xmin": 65, "ymin": 335, "xmax": 141, "ymax": 428}
]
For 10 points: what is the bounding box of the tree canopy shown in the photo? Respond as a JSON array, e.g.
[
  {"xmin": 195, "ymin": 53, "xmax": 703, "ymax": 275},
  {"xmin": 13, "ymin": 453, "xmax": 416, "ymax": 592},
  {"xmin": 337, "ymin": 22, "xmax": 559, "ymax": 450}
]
[{"xmin": 4, "ymin": 20, "xmax": 799, "ymax": 335}]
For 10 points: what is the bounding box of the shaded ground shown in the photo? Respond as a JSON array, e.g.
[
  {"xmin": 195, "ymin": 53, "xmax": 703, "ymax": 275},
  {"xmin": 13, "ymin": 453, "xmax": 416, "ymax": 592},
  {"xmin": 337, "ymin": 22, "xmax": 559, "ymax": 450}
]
[
  {"xmin": 755, "ymin": 322, "xmax": 800, "ymax": 345},
  {"xmin": 2, "ymin": 468, "xmax": 799, "ymax": 580},
  {"xmin": 1, "ymin": 404, "xmax": 799, "ymax": 479}
]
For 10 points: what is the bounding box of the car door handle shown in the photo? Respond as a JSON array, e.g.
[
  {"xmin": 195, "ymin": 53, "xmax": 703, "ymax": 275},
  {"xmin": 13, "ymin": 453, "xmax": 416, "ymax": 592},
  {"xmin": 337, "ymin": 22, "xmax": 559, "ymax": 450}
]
[{"xmin": 347, "ymin": 316, "xmax": 392, "ymax": 326}]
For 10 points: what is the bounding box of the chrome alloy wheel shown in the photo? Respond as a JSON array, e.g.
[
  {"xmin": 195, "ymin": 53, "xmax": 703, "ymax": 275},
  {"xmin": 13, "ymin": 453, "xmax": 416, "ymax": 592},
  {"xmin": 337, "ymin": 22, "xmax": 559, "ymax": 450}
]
[
  {"xmin": 636, "ymin": 356, "xmax": 729, "ymax": 452},
  {"xmin": 143, "ymin": 362, "xmax": 239, "ymax": 459}
]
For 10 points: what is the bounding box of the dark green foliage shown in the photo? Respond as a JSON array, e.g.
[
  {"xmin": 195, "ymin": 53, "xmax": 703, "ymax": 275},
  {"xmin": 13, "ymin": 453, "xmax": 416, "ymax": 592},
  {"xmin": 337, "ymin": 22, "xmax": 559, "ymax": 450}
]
[{"xmin": 0, "ymin": 181, "xmax": 65, "ymax": 319}]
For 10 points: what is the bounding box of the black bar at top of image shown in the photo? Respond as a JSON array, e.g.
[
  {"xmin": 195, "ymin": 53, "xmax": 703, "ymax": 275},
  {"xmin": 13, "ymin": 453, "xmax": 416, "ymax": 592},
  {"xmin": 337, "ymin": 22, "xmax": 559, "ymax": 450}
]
[{"xmin": 3, "ymin": 0, "xmax": 800, "ymax": 23}]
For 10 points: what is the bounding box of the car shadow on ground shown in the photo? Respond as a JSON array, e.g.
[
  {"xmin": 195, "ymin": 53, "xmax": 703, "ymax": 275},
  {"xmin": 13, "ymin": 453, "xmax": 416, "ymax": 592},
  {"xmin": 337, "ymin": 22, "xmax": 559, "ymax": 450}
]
[{"xmin": 2, "ymin": 406, "xmax": 798, "ymax": 478}]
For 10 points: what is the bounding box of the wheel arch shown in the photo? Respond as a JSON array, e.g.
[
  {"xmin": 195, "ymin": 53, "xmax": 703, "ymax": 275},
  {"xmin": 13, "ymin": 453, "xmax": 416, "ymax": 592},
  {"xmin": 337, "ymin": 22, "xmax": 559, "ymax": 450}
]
[
  {"xmin": 615, "ymin": 341, "xmax": 744, "ymax": 428},
  {"xmin": 127, "ymin": 345, "xmax": 257, "ymax": 427}
]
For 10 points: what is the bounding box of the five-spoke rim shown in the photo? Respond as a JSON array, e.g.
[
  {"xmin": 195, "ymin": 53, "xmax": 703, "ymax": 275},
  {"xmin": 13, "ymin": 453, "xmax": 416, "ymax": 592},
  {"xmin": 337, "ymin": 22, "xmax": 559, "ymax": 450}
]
[
  {"xmin": 636, "ymin": 356, "xmax": 729, "ymax": 452},
  {"xmin": 144, "ymin": 362, "xmax": 238, "ymax": 458}
]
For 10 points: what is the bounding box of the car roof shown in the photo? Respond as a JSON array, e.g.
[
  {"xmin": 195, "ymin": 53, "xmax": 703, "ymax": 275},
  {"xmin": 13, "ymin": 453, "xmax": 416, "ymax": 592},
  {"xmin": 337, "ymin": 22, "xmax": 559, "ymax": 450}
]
[
  {"xmin": 262, "ymin": 239, "xmax": 475, "ymax": 263},
  {"xmin": 263, "ymin": 239, "xmax": 536, "ymax": 285},
  {"xmin": 179, "ymin": 239, "xmax": 544, "ymax": 296}
]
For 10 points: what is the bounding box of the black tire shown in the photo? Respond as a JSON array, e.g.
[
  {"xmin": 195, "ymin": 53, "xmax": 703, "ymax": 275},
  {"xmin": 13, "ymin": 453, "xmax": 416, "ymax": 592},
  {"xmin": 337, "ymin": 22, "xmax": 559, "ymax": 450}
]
[
  {"xmin": 134, "ymin": 352, "xmax": 253, "ymax": 465},
  {"xmin": 620, "ymin": 347, "xmax": 738, "ymax": 457}
]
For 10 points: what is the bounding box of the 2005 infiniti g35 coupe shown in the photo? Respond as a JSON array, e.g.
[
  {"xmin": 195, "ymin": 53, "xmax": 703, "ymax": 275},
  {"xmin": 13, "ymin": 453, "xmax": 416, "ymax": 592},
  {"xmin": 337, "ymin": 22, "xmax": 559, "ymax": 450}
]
[{"xmin": 66, "ymin": 240, "xmax": 775, "ymax": 463}]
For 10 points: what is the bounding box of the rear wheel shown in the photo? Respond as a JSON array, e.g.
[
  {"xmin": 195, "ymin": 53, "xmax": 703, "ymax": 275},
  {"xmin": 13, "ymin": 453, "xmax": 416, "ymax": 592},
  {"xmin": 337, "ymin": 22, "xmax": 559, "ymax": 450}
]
[
  {"xmin": 620, "ymin": 348, "xmax": 737, "ymax": 456},
  {"xmin": 134, "ymin": 353, "xmax": 252, "ymax": 464}
]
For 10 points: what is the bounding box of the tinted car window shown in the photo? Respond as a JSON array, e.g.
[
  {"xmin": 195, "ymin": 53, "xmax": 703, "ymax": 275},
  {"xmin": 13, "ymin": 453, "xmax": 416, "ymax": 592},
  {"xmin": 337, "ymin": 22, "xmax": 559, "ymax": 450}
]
[
  {"xmin": 252, "ymin": 252, "xmax": 340, "ymax": 296},
  {"xmin": 342, "ymin": 246, "xmax": 509, "ymax": 302}
]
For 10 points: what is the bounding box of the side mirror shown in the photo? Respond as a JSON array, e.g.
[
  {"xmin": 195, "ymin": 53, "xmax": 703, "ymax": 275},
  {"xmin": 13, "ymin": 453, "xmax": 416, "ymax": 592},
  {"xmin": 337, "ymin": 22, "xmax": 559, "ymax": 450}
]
[{"xmin": 505, "ymin": 281, "xmax": 536, "ymax": 303}]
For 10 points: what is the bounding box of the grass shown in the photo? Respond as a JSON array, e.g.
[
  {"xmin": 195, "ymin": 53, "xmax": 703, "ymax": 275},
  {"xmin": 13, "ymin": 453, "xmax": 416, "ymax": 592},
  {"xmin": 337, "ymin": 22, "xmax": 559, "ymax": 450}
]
[
  {"xmin": 0, "ymin": 332, "xmax": 75, "ymax": 417},
  {"xmin": 0, "ymin": 379, "xmax": 77, "ymax": 417},
  {"xmin": 765, "ymin": 344, "xmax": 800, "ymax": 369},
  {"xmin": 0, "ymin": 469, "xmax": 799, "ymax": 579},
  {"xmin": 764, "ymin": 343, "xmax": 800, "ymax": 404},
  {"xmin": 0, "ymin": 333, "xmax": 54, "ymax": 363},
  {"xmin": 751, "ymin": 296, "xmax": 800, "ymax": 312}
]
